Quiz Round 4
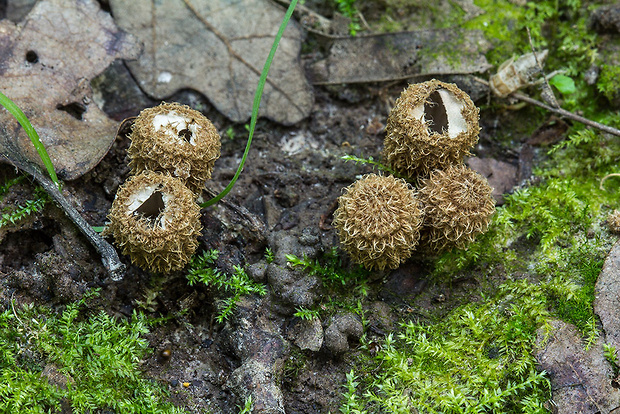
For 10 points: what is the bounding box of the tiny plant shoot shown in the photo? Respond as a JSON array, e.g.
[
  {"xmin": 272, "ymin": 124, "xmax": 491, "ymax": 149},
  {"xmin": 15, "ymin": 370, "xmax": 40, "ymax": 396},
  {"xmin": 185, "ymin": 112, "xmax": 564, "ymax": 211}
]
[
  {"xmin": 0, "ymin": 91, "xmax": 60, "ymax": 187},
  {"xmin": 200, "ymin": 0, "xmax": 299, "ymax": 208}
]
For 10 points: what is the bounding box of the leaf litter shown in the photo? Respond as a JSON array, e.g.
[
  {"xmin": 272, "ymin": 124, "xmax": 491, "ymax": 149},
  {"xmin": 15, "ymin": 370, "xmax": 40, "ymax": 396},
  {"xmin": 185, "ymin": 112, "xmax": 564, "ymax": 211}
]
[
  {"xmin": 0, "ymin": 0, "xmax": 140, "ymax": 180},
  {"xmin": 109, "ymin": 0, "xmax": 315, "ymax": 125}
]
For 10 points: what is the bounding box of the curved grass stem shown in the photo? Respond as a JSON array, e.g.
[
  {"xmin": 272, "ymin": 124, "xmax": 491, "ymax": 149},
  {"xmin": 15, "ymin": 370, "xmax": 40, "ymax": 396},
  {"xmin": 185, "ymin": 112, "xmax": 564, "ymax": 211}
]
[
  {"xmin": 200, "ymin": 0, "xmax": 299, "ymax": 208},
  {"xmin": 0, "ymin": 91, "xmax": 60, "ymax": 187}
]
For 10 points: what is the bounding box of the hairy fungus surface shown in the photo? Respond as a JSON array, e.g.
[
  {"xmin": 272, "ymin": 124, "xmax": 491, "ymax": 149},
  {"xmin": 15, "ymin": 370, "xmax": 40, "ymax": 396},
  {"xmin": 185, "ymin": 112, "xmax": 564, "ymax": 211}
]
[
  {"xmin": 333, "ymin": 174, "xmax": 423, "ymax": 270},
  {"xmin": 383, "ymin": 80, "xmax": 480, "ymax": 178},
  {"xmin": 104, "ymin": 170, "xmax": 201, "ymax": 273},
  {"xmin": 419, "ymin": 165, "xmax": 495, "ymax": 252},
  {"xmin": 128, "ymin": 102, "xmax": 221, "ymax": 195},
  {"xmin": 607, "ymin": 210, "xmax": 620, "ymax": 234}
]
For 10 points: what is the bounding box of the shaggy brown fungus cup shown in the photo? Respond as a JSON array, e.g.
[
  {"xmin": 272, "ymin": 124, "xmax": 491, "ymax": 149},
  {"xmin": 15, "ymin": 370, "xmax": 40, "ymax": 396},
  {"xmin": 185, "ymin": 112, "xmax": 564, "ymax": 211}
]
[
  {"xmin": 103, "ymin": 170, "xmax": 202, "ymax": 273},
  {"xmin": 128, "ymin": 102, "xmax": 221, "ymax": 195},
  {"xmin": 418, "ymin": 164, "xmax": 495, "ymax": 252},
  {"xmin": 333, "ymin": 174, "xmax": 423, "ymax": 270},
  {"xmin": 383, "ymin": 80, "xmax": 480, "ymax": 179}
]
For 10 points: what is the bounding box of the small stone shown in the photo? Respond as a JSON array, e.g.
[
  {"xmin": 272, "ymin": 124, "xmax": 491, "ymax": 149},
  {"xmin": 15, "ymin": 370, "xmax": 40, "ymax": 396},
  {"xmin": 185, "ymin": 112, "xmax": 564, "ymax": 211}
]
[
  {"xmin": 246, "ymin": 262, "xmax": 268, "ymax": 283},
  {"xmin": 323, "ymin": 313, "xmax": 363, "ymax": 355},
  {"xmin": 367, "ymin": 301, "xmax": 394, "ymax": 333},
  {"xmin": 584, "ymin": 65, "xmax": 600, "ymax": 86},
  {"xmin": 298, "ymin": 227, "xmax": 320, "ymax": 246},
  {"xmin": 291, "ymin": 318, "xmax": 324, "ymax": 352},
  {"xmin": 590, "ymin": 5, "xmax": 620, "ymax": 34},
  {"xmin": 267, "ymin": 264, "xmax": 320, "ymax": 309}
]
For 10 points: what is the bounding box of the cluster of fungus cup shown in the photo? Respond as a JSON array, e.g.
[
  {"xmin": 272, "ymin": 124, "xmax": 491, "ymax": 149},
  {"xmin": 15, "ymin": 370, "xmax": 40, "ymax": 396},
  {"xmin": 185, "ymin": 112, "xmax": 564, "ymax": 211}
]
[
  {"xmin": 383, "ymin": 79, "xmax": 480, "ymax": 179},
  {"xmin": 418, "ymin": 165, "xmax": 495, "ymax": 252},
  {"xmin": 128, "ymin": 102, "xmax": 221, "ymax": 195},
  {"xmin": 103, "ymin": 171, "xmax": 201, "ymax": 273},
  {"xmin": 334, "ymin": 80, "xmax": 495, "ymax": 270},
  {"xmin": 105, "ymin": 103, "xmax": 221, "ymax": 273},
  {"xmin": 333, "ymin": 174, "xmax": 423, "ymax": 271}
]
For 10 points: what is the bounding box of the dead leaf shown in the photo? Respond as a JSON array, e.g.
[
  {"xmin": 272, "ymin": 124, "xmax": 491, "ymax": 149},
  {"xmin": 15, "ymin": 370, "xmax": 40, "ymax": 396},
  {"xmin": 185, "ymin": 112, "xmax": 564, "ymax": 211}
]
[
  {"xmin": 108, "ymin": 0, "xmax": 314, "ymax": 126},
  {"xmin": 0, "ymin": 0, "xmax": 140, "ymax": 180},
  {"xmin": 535, "ymin": 319, "xmax": 620, "ymax": 414},
  {"xmin": 309, "ymin": 30, "xmax": 491, "ymax": 85}
]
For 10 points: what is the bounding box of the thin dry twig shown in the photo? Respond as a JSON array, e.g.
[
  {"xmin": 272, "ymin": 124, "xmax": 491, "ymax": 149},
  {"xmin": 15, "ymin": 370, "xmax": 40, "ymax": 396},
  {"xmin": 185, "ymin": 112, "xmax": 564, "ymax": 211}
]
[
  {"xmin": 0, "ymin": 126, "xmax": 125, "ymax": 280},
  {"xmin": 526, "ymin": 27, "xmax": 560, "ymax": 109},
  {"xmin": 600, "ymin": 173, "xmax": 620, "ymax": 190},
  {"xmin": 472, "ymin": 76, "xmax": 620, "ymax": 138}
]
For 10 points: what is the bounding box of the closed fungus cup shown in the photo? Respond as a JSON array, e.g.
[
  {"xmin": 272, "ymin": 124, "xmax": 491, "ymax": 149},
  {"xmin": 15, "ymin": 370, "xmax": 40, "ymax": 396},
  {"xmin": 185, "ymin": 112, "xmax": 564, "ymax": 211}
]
[
  {"xmin": 383, "ymin": 80, "xmax": 480, "ymax": 179},
  {"xmin": 104, "ymin": 170, "xmax": 202, "ymax": 273},
  {"xmin": 418, "ymin": 164, "xmax": 495, "ymax": 252},
  {"xmin": 128, "ymin": 102, "xmax": 221, "ymax": 195},
  {"xmin": 333, "ymin": 174, "xmax": 423, "ymax": 271}
]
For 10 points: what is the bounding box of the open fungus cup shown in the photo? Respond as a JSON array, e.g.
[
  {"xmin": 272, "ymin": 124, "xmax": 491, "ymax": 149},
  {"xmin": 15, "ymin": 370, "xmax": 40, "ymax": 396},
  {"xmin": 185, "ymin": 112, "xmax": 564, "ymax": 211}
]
[
  {"xmin": 383, "ymin": 80, "xmax": 480, "ymax": 179},
  {"xmin": 128, "ymin": 102, "xmax": 221, "ymax": 195},
  {"xmin": 418, "ymin": 165, "xmax": 495, "ymax": 252},
  {"xmin": 333, "ymin": 174, "xmax": 424, "ymax": 271},
  {"xmin": 103, "ymin": 170, "xmax": 202, "ymax": 273}
]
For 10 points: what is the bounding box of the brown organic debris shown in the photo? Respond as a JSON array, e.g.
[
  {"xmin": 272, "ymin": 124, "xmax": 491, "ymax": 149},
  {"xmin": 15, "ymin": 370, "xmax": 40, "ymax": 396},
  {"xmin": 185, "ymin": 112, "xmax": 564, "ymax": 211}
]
[
  {"xmin": 418, "ymin": 164, "xmax": 495, "ymax": 252},
  {"xmin": 108, "ymin": 0, "xmax": 314, "ymax": 125},
  {"xmin": 383, "ymin": 80, "xmax": 480, "ymax": 179},
  {"xmin": 309, "ymin": 30, "xmax": 491, "ymax": 85},
  {"xmin": 128, "ymin": 102, "xmax": 221, "ymax": 195},
  {"xmin": 0, "ymin": 0, "xmax": 140, "ymax": 180},
  {"xmin": 104, "ymin": 170, "xmax": 202, "ymax": 273},
  {"xmin": 333, "ymin": 174, "xmax": 423, "ymax": 270}
]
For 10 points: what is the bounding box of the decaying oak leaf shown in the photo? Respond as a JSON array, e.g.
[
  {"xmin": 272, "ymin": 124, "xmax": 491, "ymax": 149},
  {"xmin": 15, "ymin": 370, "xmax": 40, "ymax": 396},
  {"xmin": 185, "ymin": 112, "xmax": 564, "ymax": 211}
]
[
  {"xmin": 309, "ymin": 30, "xmax": 491, "ymax": 85},
  {"xmin": 108, "ymin": 0, "xmax": 314, "ymax": 126},
  {"xmin": 0, "ymin": 0, "xmax": 140, "ymax": 180}
]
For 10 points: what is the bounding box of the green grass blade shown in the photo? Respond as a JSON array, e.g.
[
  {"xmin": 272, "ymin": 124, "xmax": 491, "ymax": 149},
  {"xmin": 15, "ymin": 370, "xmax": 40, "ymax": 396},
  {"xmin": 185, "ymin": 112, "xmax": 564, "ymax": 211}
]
[
  {"xmin": 0, "ymin": 91, "xmax": 60, "ymax": 186},
  {"xmin": 200, "ymin": 0, "xmax": 299, "ymax": 208}
]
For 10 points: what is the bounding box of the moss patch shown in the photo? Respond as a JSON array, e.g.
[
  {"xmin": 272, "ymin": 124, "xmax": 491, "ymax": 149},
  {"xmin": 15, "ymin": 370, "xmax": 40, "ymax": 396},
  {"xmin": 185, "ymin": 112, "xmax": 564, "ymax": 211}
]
[{"xmin": 0, "ymin": 291, "xmax": 182, "ymax": 413}]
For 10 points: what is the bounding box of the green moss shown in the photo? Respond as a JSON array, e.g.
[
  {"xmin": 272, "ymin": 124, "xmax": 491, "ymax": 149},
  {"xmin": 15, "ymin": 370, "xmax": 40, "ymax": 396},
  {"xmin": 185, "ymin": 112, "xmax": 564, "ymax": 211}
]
[
  {"xmin": 598, "ymin": 64, "xmax": 620, "ymax": 102},
  {"xmin": 187, "ymin": 249, "xmax": 267, "ymax": 323},
  {"xmin": 287, "ymin": 247, "xmax": 370, "ymax": 297},
  {"xmin": 0, "ymin": 291, "xmax": 182, "ymax": 413},
  {"xmin": 466, "ymin": 0, "xmax": 597, "ymax": 78},
  {"xmin": 371, "ymin": 0, "xmax": 467, "ymax": 32},
  {"xmin": 341, "ymin": 278, "xmax": 566, "ymax": 413},
  {"xmin": 551, "ymin": 255, "xmax": 603, "ymax": 346},
  {"xmin": 464, "ymin": 0, "xmax": 523, "ymax": 61},
  {"xmin": 0, "ymin": 177, "xmax": 47, "ymax": 229}
]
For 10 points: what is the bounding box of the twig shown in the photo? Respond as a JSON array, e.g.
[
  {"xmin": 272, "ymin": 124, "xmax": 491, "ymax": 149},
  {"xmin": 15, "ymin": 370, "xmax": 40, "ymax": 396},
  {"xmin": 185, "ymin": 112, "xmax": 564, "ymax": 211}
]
[
  {"xmin": 357, "ymin": 9, "xmax": 371, "ymax": 32},
  {"xmin": 600, "ymin": 173, "xmax": 620, "ymax": 190},
  {"xmin": 0, "ymin": 126, "xmax": 125, "ymax": 280},
  {"xmin": 512, "ymin": 91, "xmax": 620, "ymax": 137},
  {"xmin": 526, "ymin": 27, "xmax": 560, "ymax": 109},
  {"xmin": 472, "ymin": 76, "xmax": 620, "ymax": 138}
]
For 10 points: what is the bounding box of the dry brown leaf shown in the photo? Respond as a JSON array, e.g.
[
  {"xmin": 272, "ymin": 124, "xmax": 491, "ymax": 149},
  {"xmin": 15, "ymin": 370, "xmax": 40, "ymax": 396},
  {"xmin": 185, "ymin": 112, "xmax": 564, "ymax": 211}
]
[
  {"xmin": 309, "ymin": 30, "xmax": 491, "ymax": 85},
  {"xmin": 108, "ymin": 0, "xmax": 314, "ymax": 126},
  {"xmin": 0, "ymin": 0, "xmax": 140, "ymax": 180}
]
